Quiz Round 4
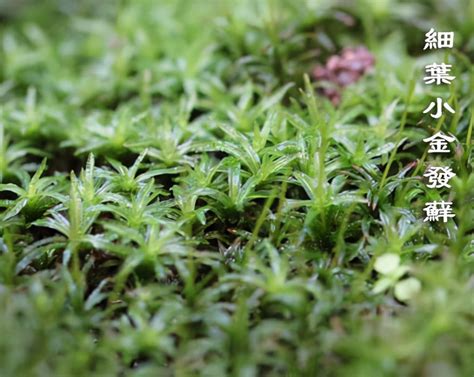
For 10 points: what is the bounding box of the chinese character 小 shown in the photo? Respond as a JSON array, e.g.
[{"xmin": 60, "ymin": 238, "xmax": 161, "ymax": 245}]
[{"xmin": 423, "ymin": 97, "xmax": 455, "ymax": 119}]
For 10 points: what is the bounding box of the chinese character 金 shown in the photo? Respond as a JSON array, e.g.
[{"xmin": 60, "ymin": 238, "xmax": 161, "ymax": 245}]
[
  {"xmin": 423, "ymin": 166, "xmax": 456, "ymax": 188},
  {"xmin": 423, "ymin": 97, "xmax": 455, "ymax": 119},
  {"xmin": 424, "ymin": 63, "xmax": 456, "ymax": 85},
  {"xmin": 423, "ymin": 201, "xmax": 455, "ymax": 222},
  {"xmin": 423, "ymin": 131, "xmax": 456, "ymax": 153},
  {"xmin": 423, "ymin": 28, "xmax": 454, "ymax": 50}
]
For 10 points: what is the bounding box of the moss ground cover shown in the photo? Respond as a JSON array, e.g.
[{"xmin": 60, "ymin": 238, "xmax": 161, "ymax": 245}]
[{"xmin": 0, "ymin": 1, "xmax": 473, "ymax": 376}]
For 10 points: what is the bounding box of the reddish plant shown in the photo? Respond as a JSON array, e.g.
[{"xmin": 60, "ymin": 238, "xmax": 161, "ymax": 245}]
[{"xmin": 312, "ymin": 46, "xmax": 375, "ymax": 105}]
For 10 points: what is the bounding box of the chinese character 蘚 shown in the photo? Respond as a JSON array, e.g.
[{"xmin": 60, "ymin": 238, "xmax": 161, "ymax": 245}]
[
  {"xmin": 423, "ymin": 201, "xmax": 455, "ymax": 222},
  {"xmin": 423, "ymin": 97, "xmax": 455, "ymax": 119},
  {"xmin": 424, "ymin": 63, "xmax": 456, "ymax": 85},
  {"xmin": 423, "ymin": 131, "xmax": 456, "ymax": 153},
  {"xmin": 423, "ymin": 28, "xmax": 454, "ymax": 50},
  {"xmin": 423, "ymin": 166, "xmax": 456, "ymax": 188}
]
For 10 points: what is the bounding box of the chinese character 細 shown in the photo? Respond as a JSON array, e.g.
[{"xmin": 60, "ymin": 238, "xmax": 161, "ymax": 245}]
[
  {"xmin": 423, "ymin": 131, "xmax": 456, "ymax": 153},
  {"xmin": 423, "ymin": 28, "xmax": 454, "ymax": 50}
]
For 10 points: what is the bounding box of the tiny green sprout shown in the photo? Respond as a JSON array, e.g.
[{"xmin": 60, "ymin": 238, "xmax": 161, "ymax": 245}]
[
  {"xmin": 373, "ymin": 253, "xmax": 421, "ymax": 301},
  {"xmin": 0, "ymin": 122, "xmax": 43, "ymax": 182},
  {"xmin": 0, "ymin": 158, "xmax": 64, "ymax": 221}
]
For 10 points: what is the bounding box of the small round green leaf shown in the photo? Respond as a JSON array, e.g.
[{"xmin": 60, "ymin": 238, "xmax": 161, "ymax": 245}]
[
  {"xmin": 374, "ymin": 253, "xmax": 400, "ymax": 275},
  {"xmin": 394, "ymin": 278, "xmax": 421, "ymax": 301}
]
